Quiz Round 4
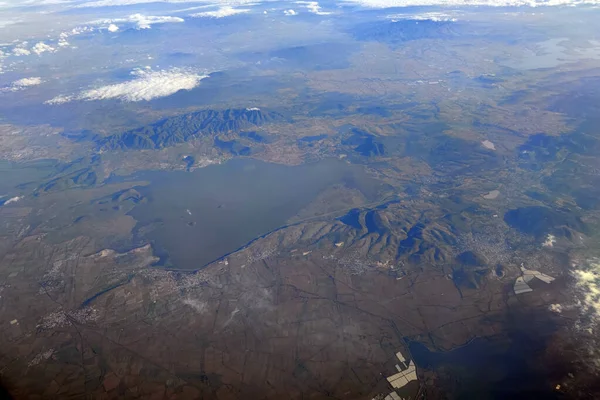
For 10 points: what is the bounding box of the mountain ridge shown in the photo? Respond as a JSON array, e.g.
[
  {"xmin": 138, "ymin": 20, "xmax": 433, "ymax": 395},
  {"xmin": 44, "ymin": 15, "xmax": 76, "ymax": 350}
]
[{"xmin": 97, "ymin": 108, "xmax": 285, "ymax": 151}]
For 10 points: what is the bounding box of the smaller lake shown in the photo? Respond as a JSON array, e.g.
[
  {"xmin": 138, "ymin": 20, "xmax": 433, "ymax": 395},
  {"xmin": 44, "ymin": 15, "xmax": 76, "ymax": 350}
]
[
  {"xmin": 409, "ymin": 336, "xmax": 561, "ymax": 399},
  {"xmin": 129, "ymin": 158, "xmax": 387, "ymax": 270}
]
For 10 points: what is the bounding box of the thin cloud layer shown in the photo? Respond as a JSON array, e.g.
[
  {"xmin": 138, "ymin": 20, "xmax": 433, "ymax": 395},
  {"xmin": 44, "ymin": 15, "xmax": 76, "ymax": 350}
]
[
  {"xmin": 5, "ymin": 0, "xmax": 600, "ymax": 10},
  {"xmin": 342, "ymin": 0, "xmax": 600, "ymax": 7},
  {"xmin": 0, "ymin": 18, "xmax": 21, "ymax": 28},
  {"xmin": 1, "ymin": 0, "xmax": 260, "ymax": 8},
  {"xmin": 46, "ymin": 68, "xmax": 207, "ymax": 104},
  {"xmin": 74, "ymin": 0, "xmax": 258, "ymax": 7},
  {"xmin": 74, "ymin": 0, "xmax": 199, "ymax": 7},
  {"xmin": 387, "ymin": 11, "xmax": 458, "ymax": 21},
  {"xmin": 190, "ymin": 6, "xmax": 251, "ymax": 17}
]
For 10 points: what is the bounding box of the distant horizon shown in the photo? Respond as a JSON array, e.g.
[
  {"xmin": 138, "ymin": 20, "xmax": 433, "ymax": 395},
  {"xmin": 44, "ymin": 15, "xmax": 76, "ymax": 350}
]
[{"xmin": 1, "ymin": 1, "xmax": 599, "ymax": 398}]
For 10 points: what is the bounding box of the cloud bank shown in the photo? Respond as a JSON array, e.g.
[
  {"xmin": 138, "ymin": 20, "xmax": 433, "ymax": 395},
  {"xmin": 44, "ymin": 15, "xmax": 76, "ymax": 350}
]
[
  {"xmin": 46, "ymin": 68, "xmax": 207, "ymax": 104},
  {"xmin": 342, "ymin": 0, "xmax": 600, "ymax": 7},
  {"xmin": 95, "ymin": 13, "xmax": 184, "ymax": 29},
  {"xmin": 74, "ymin": 0, "xmax": 194, "ymax": 7},
  {"xmin": 190, "ymin": 6, "xmax": 250, "ymax": 17},
  {"xmin": 74, "ymin": 0, "xmax": 258, "ymax": 7},
  {"xmin": 387, "ymin": 11, "xmax": 458, "ymax": 21},
  {"xmin": 5, "ymin": 0, "xmax": 600, "ymax": 10}
]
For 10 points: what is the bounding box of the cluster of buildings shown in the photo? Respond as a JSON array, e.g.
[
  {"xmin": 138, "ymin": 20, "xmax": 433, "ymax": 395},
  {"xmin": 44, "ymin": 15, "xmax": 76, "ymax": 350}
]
[
  {"xmin": 374, "ymin": 351, "xmax": 418, "ymax": 400},
  {"xmin": 514, "ymin": 264, "xmax": 555, "ymax": 295}
]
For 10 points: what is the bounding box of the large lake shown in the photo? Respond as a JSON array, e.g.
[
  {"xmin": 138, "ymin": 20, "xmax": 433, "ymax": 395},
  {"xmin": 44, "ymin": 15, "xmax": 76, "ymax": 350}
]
[
  {"xmin": 129, "ymin": 158, "xmax": 387, "ymax": 270},
  {"xmin": 0, "ymin": 159, "xmax": 56, "ymax": 197}
]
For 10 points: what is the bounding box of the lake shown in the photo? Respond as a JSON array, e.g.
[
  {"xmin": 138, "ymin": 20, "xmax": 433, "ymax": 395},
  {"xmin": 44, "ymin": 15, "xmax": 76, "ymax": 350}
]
[
  {"xmin": 409, "ymin": 334, "xmax": 562, "ymax": 399},
  {"xmin": 129, "ymin": 158, "xmax": 386, "ymax": 270}
]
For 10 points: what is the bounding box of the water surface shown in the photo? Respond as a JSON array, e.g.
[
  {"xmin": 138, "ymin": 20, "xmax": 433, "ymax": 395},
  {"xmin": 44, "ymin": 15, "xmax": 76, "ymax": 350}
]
[
  {"xmin": 0, "ymin": 159, "xmax": 57, "ymax": 196},
  {"xmin": 409, "ymin": 335, "xmax": 561, "ymax": 399},
  {"xmin": 129, "ymin": 158, "xmax": 386, "ymax": 270}
]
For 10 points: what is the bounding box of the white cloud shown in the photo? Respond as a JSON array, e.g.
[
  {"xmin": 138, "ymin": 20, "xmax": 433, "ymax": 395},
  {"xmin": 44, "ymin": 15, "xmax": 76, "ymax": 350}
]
[
  {"xmin": 7, "ymin": 41, "xmax": 56, "ymax": 57},
  {"xmin": 549, "ymin": 303, "xmax": 563, "ymax": 313},
  {"xmin": 190, "ymin": 6, "xmax": 250, "ymax": 17},
  {"xmin": 296, "ymin": 1, "xmax": 331, "ymax": 15},
  {"xmin": 387, "ymin": 11, "xmax": 458, "ymax": 21},
  {"xmin": 31, "ymin": 41, "xmax": 55, "ymax": 55},
  {"xmin": 46, "ymin": 94, "xmax": 73, "ymax": 104},
  {"xmin": 12, "ymin": 47, "xmax": 31, "ymax": 56},
  {"xmin": 74, "ymin": 0, "xmax": 259, "ymax": 7},
  {"xmin": 54, "ymin": 26, "xmax": 95, "ymax": 48},
  {"xmin": 13, "ymin": 77, "xmax": 42, "ymax": 87},
  {"xmin": 94, "ymin": 14, "xmax": 184, "ymax": 29},
  {"xmin": 342, "ymin": 0, "xmax": 600, "ymax": 7},
  {"xmin": 75, "ymin": 0, "xmax": 177, "ymax": 7},
  {"xmin": 182, "ymin": 298, "xmax": 208, "ymax": 314},
  {"xmin": 171, "ymin": 4, "xmax": 218, "ymax": 12},
  {"xmin": 0, "ymin": 0, "xmax": 73, "ymax": 7},
  {"xmin": 46, "ymin": 68, "xmax": 208, "ymax": 104},
  {"xmin": 128, "ymin": 13, "xmax": 184, "ymax": 29},
  {"xmin": 5, "ymin": 0, "xmax": 600, "ymax": 9},
  {"xmin": 70, "ymin": 25, "xmax": 95, "ymax": 35},
  {"xmin": 2, "ymin": 196, "xmax": 22, "ymax": 205},
  {"xmin": 573, "ymin": 260, "xmax": 600, "ymax": 328},
  {"xmin": 58, "ymin": 37, "xmax": 70, "ymax": 46},
  {"xmin": 284, "ymin": 9, "xmax": 297, "ymax": 15},
  {"xmin": 0, "ymin": 76, "xmax": 42, "ymax": 93}
]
